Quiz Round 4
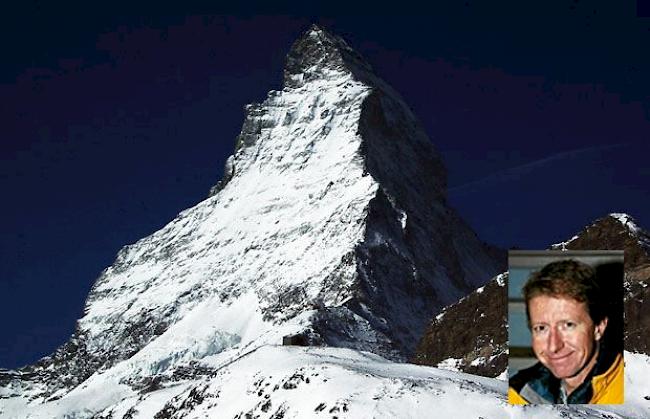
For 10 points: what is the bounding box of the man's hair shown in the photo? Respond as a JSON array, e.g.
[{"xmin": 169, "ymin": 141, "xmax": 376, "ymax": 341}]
[{"xmin": 523, "ymin": 259, "xmax": 606, "ymax": 327}]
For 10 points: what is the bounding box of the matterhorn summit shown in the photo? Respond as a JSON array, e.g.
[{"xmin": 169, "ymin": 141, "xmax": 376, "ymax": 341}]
[{"xmin": 1, "ymin": 25, "xmax": 510, "ymax": 418}]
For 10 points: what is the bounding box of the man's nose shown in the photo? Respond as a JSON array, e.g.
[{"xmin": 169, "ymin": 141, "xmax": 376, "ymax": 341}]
[{"xmin": 548, "ymin": 326, "xmax": 564, "ymax": 353}]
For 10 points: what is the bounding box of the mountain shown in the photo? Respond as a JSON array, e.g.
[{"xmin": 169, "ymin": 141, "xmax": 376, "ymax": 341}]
[
  {"xmin": 551, "ymin": 213, "xmax": 650, "ymax": 268},
  {"xmin": 0, "ymin": 25, "xmax": 505, "ymax": 418},
  {"xmin": 414, "ymin": 213, "xmax": 650, "ymax": 375}
]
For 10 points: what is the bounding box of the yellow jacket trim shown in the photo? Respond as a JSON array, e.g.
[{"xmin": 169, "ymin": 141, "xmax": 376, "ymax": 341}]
[{"xmin": 508, "ymin": 352, "xmax": 624, "ymax": 405}]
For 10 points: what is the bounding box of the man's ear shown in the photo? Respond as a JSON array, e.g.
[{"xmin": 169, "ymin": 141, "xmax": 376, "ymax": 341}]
[{"xmin": 594, "ymin": 317, "xmax": 608, "ymax": 341}]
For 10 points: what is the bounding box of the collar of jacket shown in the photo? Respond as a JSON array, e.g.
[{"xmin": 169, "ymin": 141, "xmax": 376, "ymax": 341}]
[{"xmin": 509, "ymin": 342, "xmax": 620, "ymax": 404}]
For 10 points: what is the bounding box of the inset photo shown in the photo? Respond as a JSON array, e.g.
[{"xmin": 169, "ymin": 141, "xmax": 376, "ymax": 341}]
[{"xmin": 507, "ymin": 250, "xmax": 624, "ymax": 405}]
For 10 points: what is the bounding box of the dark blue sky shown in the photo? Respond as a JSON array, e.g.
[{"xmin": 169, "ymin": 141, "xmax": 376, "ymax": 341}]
[{"xmin": 2, "ymin": 3, "xmax": 649, "ymax": 368}]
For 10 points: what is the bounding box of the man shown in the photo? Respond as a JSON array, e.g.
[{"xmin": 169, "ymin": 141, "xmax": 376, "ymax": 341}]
[{"xmin": 508, "ymin": 259, "xmax": 624, "ymax": 404}]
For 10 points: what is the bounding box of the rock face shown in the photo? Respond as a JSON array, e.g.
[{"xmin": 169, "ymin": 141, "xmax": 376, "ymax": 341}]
[
  {"xmin": 413, "ymin": 213, "xmax": 650, "ymax": 378},
  {"xmin": 0, "ymin": 25, "xmax": 504, "ymax": 417},
  {"xmin": 551, "ymin": 213, "xmax": 650, "ymax": 269},
  {"xmin": 411, "ymin": 273, "xmax": 508, "ymax": 377},
  {"xmin": 626, "ymin": 278, "xmax": 650, "ymax": 354}
]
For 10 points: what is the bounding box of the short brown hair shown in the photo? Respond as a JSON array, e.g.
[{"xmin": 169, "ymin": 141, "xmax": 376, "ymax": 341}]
[{"xmin": 523, "ymin": 259, "xmax": 606, "ymax": 327}]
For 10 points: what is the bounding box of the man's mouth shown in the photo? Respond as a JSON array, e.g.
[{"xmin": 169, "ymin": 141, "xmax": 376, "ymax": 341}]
[{"xmin": 548, "ymin": 352, "xmax": 574, "ymax": 363}]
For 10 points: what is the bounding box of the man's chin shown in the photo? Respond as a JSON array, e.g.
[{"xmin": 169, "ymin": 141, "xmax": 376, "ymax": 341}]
[
  {"xmin": 548, "ymin": 365, "xmax": 578, "ymax": 379},
  {"xmin": 542, "ymin": 359, "xmax": 579, "ymax": 379}
]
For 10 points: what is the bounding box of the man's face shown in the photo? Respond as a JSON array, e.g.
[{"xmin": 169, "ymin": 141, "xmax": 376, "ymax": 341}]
[{"xmin": 528, "ymin": 295, "xmax": 606, "ymax": 380}]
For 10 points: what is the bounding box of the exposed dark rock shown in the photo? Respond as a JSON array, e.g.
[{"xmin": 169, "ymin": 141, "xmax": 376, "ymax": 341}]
[
  {"xmin": 154, "ymin": 384, "xmax": 213, "ymax": 419},
  {"xmin": 551, "ymin": 214, "xmax": 650, "ymax": 270},
  {"xmin": 90, "ymin": 411, "xmax": 115, "ymax": 419},
  {"xmin": 208, "ymin": 156, "xmax": 235, "ymax": 197},
  {"xmin": 1, "ymin": 330, "xmax": 107, "ymax": 399},
  {"xmin": 411, "ymin": 274, "xmax": 507, "ymax": 378},
  {"xmin": 122, "ymin": 407, "xmax": 137, "ymax": 419},
  {"xmin": 283, "ymin": 24, "xmax": 373, "ymax": 90},
  {"xmin": 625, "ymin": 269, "xmax": 650, "ymax": 354},
  {"xmin": 282, "ymin": 334, "xmax": 309, "ymax": 346},
  {"xmin": 170, "ymin": 362, "xmax": 217, "ymax": 381}
]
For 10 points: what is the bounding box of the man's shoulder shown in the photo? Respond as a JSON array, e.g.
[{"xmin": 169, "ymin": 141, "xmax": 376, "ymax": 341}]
[
  {"xmin": 508, "ymin": 362, "xmax": 560, "ymax": 404},
  {"xmin": 508, "ymin": 362, "xmax": 547, "ymax": 392},
  {"xmin": 590, "ymin": 351, "xmax": 624, "ymax": 404}
]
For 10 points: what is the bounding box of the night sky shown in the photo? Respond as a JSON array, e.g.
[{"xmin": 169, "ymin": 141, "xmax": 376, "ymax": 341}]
[{"xmin": 2, "ymin": 3, "xmax": 649, "ymax": 369}]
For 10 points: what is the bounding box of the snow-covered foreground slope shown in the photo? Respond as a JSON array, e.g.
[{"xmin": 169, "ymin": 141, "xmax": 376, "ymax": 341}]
[{"xmin": 3, "ymin": 347, "xmax": 648, "ymax": 419}]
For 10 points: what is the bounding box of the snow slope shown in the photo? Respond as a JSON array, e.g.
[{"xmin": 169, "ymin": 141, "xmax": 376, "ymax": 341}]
[{"xmin": 3, "ymin": 347, "xmax": 648, "ymax": 418}]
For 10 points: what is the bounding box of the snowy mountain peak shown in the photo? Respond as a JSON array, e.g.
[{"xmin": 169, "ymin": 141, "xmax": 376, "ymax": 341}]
[
  {"xmin": 550, "ymin": 213, "xmax": 650, "ymax": 268},
  {"xmin": 283, "ymin": 25, "xmax": 373, "ymax": 89},
  {"xmin": 609, "ymin": 212, "xmax": 643, "ymax": 234},
  {"xmin": 0, "ymin": 27, "xmax": 505, "ymax": 417}
]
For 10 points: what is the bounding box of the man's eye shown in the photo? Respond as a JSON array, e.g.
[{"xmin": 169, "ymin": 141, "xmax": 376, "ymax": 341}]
[
  {"xmin": 532, "ymin": 325, "xmax": 547, "ymax": 334},
  {"xmin": 563, "ymin": 321, "xmax": 576, "ymax": 330}
]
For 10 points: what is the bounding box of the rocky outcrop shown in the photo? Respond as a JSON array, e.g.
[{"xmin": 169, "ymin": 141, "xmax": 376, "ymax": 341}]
[
  {"xmin": 625, "ymin": 267, "xmax": 650, "ymax": 354},
  {"xmin": 412, "ymin": 273, "xmax": 508, "ymax": 377},
  {"xmin": 551, "ymin": 213, "xmax": 650, "ymax": 270}
]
